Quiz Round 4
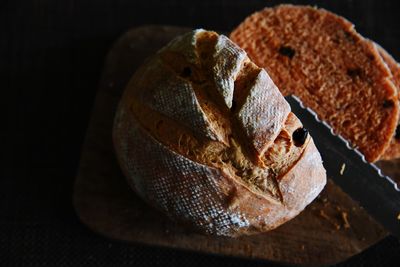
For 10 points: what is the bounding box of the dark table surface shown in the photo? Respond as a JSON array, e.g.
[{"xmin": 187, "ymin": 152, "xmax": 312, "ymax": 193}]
[{"xmin": 3, "ymin": 0, "xmax": 400, "ymax": 266}]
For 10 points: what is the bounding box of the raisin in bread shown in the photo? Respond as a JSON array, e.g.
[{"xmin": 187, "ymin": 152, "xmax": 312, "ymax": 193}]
[
  {"xmin": 113, "ymin": 29, "xmax": 326, "ymax": 237},
  {"xmin": 230, "ymin": 4, "xmax": 399, "ymax": 162}
]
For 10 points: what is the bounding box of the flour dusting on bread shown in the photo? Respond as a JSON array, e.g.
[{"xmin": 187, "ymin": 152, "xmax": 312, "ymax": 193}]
[{"xmin": 113, "ymin": 29, "xmax": 326, "ymax": 236}]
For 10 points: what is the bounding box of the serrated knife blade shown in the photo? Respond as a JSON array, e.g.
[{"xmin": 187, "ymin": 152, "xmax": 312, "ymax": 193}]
[{"xmin": 285, "ymin": 95, "xmax": 400, "ymax": 238}]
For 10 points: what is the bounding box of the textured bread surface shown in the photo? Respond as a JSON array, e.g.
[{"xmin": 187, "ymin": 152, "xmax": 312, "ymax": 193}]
[
  {"xmin": 377, "ymin": 44, "xmax": 400, "ymax": 160},
  {"xmin": 113, "ymin": 29, "xmax": 326, "ymax": 236},
  {"xmin": 230, "ymin": 5, "xmax": 399, "ymax": 162}
]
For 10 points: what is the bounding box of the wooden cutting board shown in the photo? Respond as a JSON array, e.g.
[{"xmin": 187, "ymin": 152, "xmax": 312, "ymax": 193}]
[{"xmin": 73, "ymin": 25, "xmax": 392, "ymax": 266}]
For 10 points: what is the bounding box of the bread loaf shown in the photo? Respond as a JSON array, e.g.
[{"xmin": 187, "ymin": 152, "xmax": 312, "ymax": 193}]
[
  {"xmin": 230, "ymin": 5, "xmax": 399, "ymax": 162},
  {"xmin": 113, "ymin": 29, "xmax": 326, "ymax": 237}
]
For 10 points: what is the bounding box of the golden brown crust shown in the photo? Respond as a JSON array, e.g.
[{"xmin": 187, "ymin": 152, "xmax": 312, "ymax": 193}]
[
  {"xmin": 230, "ymin": 4, "xmax": 399, "ymax": 162},
  {"xmin": 113, "ymin": 29, "xmax": 326, "ymax": 236}
]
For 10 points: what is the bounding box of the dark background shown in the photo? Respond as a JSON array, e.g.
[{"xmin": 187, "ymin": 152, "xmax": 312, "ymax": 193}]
[{"xmin": 3, "ymin": 0, "xmax": 400, "ymax": 266}]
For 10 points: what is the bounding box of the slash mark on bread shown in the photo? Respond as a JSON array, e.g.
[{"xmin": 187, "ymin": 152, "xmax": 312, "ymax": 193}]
[{"xmin": 128, "ymin": 30, "xmax": 313, "ymax": 203}]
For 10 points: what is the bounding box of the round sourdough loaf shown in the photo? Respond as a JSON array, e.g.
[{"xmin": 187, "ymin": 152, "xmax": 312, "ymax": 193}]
[
  {"xmin": 230, "ymin": 5, "xmax": 399, "ymax": 162},
  {"xmin": 113, "ymin": 29, "xmax": 326, "ymax": 237}
]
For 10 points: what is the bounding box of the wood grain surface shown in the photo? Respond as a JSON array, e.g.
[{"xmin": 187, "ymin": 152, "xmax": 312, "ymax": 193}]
[{"xmin": 73, "ymin": 25, "xmax": 390, "ymax": 266}]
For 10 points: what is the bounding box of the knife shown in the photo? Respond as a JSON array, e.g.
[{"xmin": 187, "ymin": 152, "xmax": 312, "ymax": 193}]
[{"xmin": 285, "ymin": 95, "xmax": 400, "ymax": 238}]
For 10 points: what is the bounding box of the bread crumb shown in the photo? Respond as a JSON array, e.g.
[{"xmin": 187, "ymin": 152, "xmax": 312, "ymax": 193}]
[
  {"xmin": 341, "ymin": 211, "xmax": 350, "ymax": 229},
  {"xmin": 319, "ymin": 210, "xmax": 341, "ymax": 230},
  {"xmin": 340, "ymin": 163, "xmax": 346, "ymax": 175}
]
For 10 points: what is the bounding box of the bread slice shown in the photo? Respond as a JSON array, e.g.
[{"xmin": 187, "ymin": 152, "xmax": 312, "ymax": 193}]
[
  {"xmin": 377, "ymin": 44, "xmax": 400, "ymax": 160},
  {"xmin": 113, "ymin": 29, "xmax": 326, "ymax": 236},
  {"xmin": 230, "ymin": 4, "xmax": 399, "ymax": 162}
]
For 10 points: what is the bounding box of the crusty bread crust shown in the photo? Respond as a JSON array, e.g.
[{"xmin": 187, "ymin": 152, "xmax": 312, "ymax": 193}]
[
  {"xmin": 230, "ymin": 4, "xmax": 399, "ymax": 162},
  {"xmin": 113, "ymin": 29, "xmax": 326, "ymax": 236}
]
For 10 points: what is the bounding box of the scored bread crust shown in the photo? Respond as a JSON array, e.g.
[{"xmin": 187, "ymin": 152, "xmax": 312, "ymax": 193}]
[
  {"xmin": 113, "ymin": 29, "xmax": 326, "ymax": 236},
  {"xmin": 237, "ymin": 69, "xmax": 290, "ymax": 158},
  {"xmin": 230, "ymin": 4, "xmax": 399, "ymax": 162}
]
